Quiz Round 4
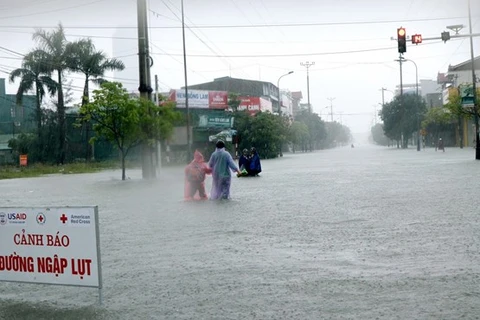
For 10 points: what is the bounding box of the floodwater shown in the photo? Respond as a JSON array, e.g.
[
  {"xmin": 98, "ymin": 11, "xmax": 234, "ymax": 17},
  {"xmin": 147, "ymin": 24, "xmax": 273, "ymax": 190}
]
[{"xmin": 1, "ymin": 145, "xmax": 480, "ymax": 319}]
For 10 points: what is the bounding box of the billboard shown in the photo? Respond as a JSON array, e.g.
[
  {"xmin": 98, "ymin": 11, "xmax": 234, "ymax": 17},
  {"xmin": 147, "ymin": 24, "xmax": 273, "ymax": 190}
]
[
  {"xmin": 0, "ymin": 206, "xmax": 102, "ymax": 288},
  {"xmin": 238, "ymin": 97, "xmax": 272, "ymax": 115},
  {"xmin": 208, "ymin": 91, "xmax": 229, "ymax": 109},
  {"xmin": 169, "ymin": 89, "xmax": 228, "ymax": 109}
]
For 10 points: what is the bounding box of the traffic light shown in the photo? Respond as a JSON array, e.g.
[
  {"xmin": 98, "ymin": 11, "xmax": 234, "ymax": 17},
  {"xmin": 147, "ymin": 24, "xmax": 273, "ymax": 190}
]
[
  {"xmin": 397, "ymin": 27, "xmax": 407, "ymax": 53},
  {"xmin": 411, "ymin": 34, "xmax": 422, "ymax": 45}
]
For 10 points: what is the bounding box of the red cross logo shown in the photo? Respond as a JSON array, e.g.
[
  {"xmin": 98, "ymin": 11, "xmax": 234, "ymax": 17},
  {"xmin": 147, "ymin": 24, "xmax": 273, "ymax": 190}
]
[
  {"xmin": 36, "ymin": 213, "xmax": 46, "ymax": 225},
  {"xmin": 60, "ymin": 214, "xmax": 68, "ymax": 224}
]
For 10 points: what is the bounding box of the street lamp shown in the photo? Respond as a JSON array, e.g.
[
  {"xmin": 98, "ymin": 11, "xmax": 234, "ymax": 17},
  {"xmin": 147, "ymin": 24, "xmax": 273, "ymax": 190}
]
[{"xmin": 277, "ymin": 71, "xmax": 294, "ymax": 114}]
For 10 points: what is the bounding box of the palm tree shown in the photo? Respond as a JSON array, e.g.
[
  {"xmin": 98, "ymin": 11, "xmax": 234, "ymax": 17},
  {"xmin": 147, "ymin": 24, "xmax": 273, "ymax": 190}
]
[
  {"xmin": 9, "ymin": 51, "xmax": 58, "ymax": 134},
  {"xmin": 31, "ymin": 23, "xmax": 78, "ymax": 164},
  {"xmin": 67, "ymin": 38, "xmax": 125, "ymax": 106},
  {"xmin": 66, "ymin": 38, "xmax": 125, "ymax": 161}
]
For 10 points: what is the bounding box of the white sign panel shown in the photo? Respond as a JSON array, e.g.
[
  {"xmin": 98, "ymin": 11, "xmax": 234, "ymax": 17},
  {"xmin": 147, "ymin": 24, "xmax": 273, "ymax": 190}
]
[
  {"xmin": 0, "ymin": 206, "xmax": 102, "ymax": 288},
  {"xmin": 173, "ymin": 89, "xmax": 209, "ymax": 108}
]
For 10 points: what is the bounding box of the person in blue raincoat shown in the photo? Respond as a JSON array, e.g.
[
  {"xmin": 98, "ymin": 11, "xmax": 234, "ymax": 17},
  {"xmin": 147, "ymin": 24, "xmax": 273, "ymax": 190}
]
[
  {"xmin": 208, "ymin": 140, "xmax": 241, "ymax": 200},
  {"xmin": 248, "ymin": 147, "xmax": 262, "ymax": 176},
  {"xmin": 238, "ymin": 149, "xmax": 250, "ymax": 171}
]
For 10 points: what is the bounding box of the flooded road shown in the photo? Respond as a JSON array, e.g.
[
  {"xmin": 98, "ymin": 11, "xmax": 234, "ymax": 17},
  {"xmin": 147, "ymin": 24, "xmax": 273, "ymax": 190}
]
[{"xmin": 1, "ymin": 145, "xmax": 480, "ymax": 319}]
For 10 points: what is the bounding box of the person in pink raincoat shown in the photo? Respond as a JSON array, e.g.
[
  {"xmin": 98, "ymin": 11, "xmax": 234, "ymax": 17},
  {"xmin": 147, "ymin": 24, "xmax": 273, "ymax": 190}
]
[
  {"xmin": 208, "ymin": 140, "xmax": 241, "ymax": 200},
  {"xmin": 184, "ymin": 150, "xmax": 212, "ymax": 201}
]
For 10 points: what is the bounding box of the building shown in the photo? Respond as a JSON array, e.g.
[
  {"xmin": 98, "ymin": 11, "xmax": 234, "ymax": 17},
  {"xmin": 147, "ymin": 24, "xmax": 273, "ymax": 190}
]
[
  {"xmin": 0, "ymin": 78, "xmax": 36, "ymax": 136},
  {"xmin": 439, "ymin": 56, "xmax": 480, "ymax": 147},
  {"xmin": 186, "ymin": 76, "xmax": 281, "ymax": 112},
  {"xmin": 291, "ymin": 91, "xmax": 303, "ymax": 116},
  {"xmin": 447, "ymin": 56, "xmax": 480, "ymax": 86},
  {"xmin": 280, "ymin": 90, "xmax": 293, "ymax": 116},
  {"xmin": 394, "ymin": 79, "xmax": 441, "ymax": 97},
  {"xmin": 0, "ymin": 78, "xmax": 36, "ymax": 162}
]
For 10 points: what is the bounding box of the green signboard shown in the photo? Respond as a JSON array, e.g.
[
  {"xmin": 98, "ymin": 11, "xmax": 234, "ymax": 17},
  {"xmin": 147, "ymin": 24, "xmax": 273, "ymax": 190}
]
[
  {"xmin": 198, "ymin": 115, "xmax": 234, "ymax": 128},
  {"xmin": 460, "ymin": 84, "xmax": 475, "ymax": 108}
]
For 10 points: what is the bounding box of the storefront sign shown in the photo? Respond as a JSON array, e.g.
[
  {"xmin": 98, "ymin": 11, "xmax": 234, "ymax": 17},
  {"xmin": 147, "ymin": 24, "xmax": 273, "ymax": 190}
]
[
  {"xmin": 238, "ymin": 97, "xmax": 273, "ymax": 115},
  {"xmin": 169, "ymin": 89, "xmax": 228, "ymax": 109},
  {"xmin": 198, "ymin": 115, "xmax": 234, "ymax": 128},
  {"xmin": 208, "ymin": 91, "xmax": 228, "ymax": 109}
]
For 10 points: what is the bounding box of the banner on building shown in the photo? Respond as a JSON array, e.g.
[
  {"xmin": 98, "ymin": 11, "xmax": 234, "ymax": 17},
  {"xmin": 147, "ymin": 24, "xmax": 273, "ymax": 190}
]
[
  {"xmin": 208, "ymin": 91, "xmax": 229, "ymax": 109},
  {"xmin": 238, "ymin": 97, "xmax": 272, "ymax": 115},
  {"xmin": 169, "ymin": 90, "xmax": 228, "ymax": 109},
  {"xmin": 0, "ymin": 206, "xmax": 102, "ymax": 289}
]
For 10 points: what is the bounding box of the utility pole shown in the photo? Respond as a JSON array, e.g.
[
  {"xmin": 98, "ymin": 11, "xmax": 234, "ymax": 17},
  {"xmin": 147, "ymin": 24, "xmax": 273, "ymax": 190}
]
[
  {"xmin": 327, "ymin": 97, "xmax": 335, "ymax": 122},
  {"xmin": 154, "ymin": 74, "xmax": 161, "ymax": 172},
  {"xmin": 181, "ymin": 0, "xmax": 191, "ymax": 162},
  {"xmin": 468, "ymin": 0, "xmax": 479, "ymax": 159},
  {"xmin": 137, "ymin": 0, "xmax": 155, "ymax": 179},
  {"xmin": 300, "ymin": 61, "xmax": 314, "ymax": 113}
]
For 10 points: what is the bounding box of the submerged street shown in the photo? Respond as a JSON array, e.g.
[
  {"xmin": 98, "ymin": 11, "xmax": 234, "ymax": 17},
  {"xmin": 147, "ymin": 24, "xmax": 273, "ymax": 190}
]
[{"xmin": 1, "ymin": 145, "xmax": 480, "ymax": 319}]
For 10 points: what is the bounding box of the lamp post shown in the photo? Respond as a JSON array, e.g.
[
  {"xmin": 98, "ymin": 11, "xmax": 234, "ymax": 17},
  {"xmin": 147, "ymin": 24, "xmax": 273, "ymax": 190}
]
[{"xmin": 277, "ymin": 71, "xmax": 294, "ymax": 114}]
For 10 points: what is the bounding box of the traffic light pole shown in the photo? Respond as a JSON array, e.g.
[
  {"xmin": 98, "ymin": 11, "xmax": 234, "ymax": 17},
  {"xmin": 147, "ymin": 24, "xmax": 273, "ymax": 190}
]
[{"xmin": 399, "ymin": 53, "xmax": 404, "ymax": 148}]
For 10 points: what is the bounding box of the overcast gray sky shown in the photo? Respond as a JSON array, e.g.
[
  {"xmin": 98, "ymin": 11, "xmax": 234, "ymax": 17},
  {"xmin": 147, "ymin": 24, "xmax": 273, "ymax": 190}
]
[{"xmin": 0, "ymin": 0, "xmax": 478, "ymax": 134}]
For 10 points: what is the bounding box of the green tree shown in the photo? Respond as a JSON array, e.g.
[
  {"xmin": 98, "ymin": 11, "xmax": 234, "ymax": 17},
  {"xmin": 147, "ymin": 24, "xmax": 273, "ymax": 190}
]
[
  {"xmin": 66, "ymin": 38, "xmax": 125, "ymax": 106},
  {"xmin": 288, "ymin": 121, "xmax": 309, "ymax": 152},
  {"xmin": 294, "ymin": 110, "xmax": 327, "ymax": 150},
  {"xmin": 421, "ymin": 106, "xmax": 453, "ymax": 143},
  {"xmin": 31, "ymin": 23, "xmax": 80, "ymax": 164},
  {"xmin": 9, "ymin": 51, "xmax": 57, "ymax": 135},
  {"xmin": 370, "ymin": 123, "xmax": 389, "ymax": 146},
  {"xmin": 79, "ymin": 82, "xmax": 180, "ymax": 180},
  {"xmin": 323, "ymin": 121, "xmax": 352, "ymax": 148},
  {"xmin": 380, "ymin": 94, "xmax": 427, "ymax": 148}
]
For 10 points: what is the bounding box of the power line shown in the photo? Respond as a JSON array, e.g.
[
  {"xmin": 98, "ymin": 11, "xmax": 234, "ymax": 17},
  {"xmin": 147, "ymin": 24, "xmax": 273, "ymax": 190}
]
[
  {"xmin": 0, "ymin": 0, "xmax": 105, "ymax": 20},
  {"xmin": 149, "ymin": 40, "xmax": 455, "ymax": 58},
  {"xmin": 0, "ymin": 16, "xmax": 472, "ymax": 29}
]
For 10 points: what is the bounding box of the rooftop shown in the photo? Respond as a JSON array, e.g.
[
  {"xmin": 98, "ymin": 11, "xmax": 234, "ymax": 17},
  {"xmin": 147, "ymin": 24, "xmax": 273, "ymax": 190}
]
[{"xmin": 448, "ymin": 56, "xmax": 480, "ymax": 72}]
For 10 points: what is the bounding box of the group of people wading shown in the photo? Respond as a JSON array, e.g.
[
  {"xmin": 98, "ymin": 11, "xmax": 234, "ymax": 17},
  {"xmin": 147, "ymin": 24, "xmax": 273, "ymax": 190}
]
[{"xmin": 184, "ymin": 140, "xmax": 262, "ymax": 201}]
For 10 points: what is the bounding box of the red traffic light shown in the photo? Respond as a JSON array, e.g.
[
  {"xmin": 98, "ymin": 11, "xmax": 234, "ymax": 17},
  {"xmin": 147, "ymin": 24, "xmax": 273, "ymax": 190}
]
[
  {"xmin": 397, "ymin": 27, "xmax": 407, "ymax": 53},
  {"xmin": 412, "ymin": 34, "xmax": 423, "ymax": 44}
]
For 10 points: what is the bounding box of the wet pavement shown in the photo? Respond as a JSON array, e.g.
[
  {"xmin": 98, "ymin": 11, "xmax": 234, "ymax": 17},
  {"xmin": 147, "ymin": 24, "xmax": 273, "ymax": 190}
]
[{"xmin": 1, "ymin": 145, "xmax": 480, "ymax": 319}]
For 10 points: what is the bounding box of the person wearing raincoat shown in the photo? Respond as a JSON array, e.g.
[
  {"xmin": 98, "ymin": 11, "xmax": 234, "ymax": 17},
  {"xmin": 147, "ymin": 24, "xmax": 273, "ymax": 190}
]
[
  {"xmin": 208, "ymin": 140, "xmax": 241, "ymax": 200},
  {"xmin": 248, "ymin": 147, "xmax": 262, "ymax": 176},
  {"xmin": 184, "ymin": 150, "xmax": 212, "ymax": 201}
]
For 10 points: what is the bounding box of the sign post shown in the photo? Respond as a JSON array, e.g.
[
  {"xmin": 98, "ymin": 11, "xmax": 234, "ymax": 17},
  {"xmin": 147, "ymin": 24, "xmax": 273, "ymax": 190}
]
[
  {"xmin": 0, "ymin": 206, "xmax": 102, "ymax": 305},
  {"xmin": 19, "ymin": 155, "xmax": 27, "ymax": 166}
]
